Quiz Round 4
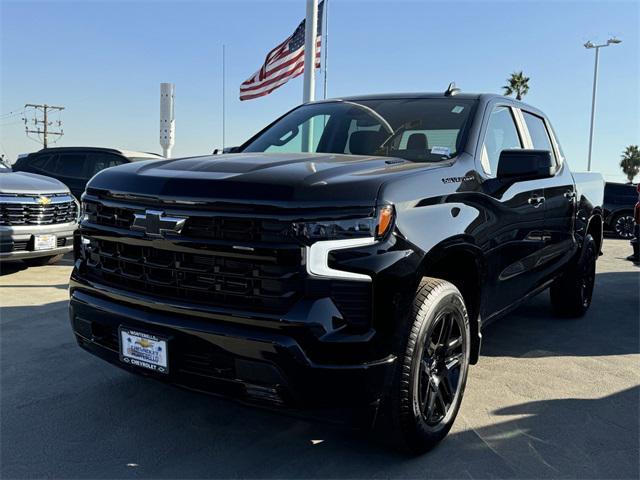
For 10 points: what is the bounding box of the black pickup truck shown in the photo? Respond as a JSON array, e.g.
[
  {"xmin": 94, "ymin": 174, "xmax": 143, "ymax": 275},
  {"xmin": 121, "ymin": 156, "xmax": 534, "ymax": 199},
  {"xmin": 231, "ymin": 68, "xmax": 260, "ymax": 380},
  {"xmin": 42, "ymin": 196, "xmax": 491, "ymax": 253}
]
[{"xmin": 70, "ymin": 91, "xmax": 604, "ymax": 452}]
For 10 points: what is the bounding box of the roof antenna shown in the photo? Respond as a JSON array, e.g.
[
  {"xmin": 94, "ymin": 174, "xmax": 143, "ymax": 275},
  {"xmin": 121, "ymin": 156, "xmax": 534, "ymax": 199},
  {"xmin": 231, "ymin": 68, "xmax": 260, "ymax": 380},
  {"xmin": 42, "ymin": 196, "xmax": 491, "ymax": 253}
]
[{"xmin": 445, "ymin": 82, "xmax": 461, "ymax": 96}]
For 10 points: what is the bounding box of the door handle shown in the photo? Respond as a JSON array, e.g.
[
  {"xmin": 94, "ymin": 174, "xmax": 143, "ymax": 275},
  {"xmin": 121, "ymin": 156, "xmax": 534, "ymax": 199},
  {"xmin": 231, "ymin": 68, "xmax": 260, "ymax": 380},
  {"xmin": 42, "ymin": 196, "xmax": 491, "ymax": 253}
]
[{"xmin": 528, "ymin": 196, "xmax": 545, "ymax": 208}]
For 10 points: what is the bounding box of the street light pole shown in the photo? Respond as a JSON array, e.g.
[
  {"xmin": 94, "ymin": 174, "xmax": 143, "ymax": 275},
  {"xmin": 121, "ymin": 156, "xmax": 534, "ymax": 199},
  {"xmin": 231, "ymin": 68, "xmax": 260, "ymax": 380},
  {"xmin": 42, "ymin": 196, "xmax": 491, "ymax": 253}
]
[{"xmin": 584, "ymin": 38, "xmax": 621, "ymax": 171}]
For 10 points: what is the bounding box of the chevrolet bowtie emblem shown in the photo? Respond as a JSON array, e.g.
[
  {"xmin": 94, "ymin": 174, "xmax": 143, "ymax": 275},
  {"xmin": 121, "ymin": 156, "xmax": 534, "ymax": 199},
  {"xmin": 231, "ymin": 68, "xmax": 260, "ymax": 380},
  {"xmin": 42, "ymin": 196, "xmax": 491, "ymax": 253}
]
[
  {"xmin": 37, "ymin": 196, "xmax": 52, "ymax": 206},
  {"xmin": 131, "ymin": 210, "xmax": 186, "ymax": 237}
]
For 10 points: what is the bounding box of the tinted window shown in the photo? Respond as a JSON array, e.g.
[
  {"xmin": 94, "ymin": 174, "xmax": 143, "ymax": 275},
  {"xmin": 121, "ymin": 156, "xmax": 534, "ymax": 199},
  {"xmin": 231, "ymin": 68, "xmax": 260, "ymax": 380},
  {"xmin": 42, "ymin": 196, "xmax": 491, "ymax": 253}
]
[
  {"xmin": 28, "ymin": 154, "xmax": 56, "ymax": 172},
  {"xmin": 522, "ymin": 112, "xmax": 556, "ymax": 162},
  {"xmin": 244, "ymin": 99, "xmax": 476, "ymax": 162},
  {"xmin": 481, "ymin": 106, "xmax": 522, "ymax": 175},
  {"xmin": 51, "ymin": 153, "xmax": 87, "ymax": 178},
  {"xmin": 604, "ymin": 183, "xmax": 638, "ymax": 201},
  {"xmin": 86, "ymin": 153, "xmax": 127, "ymax": 177},
  {"xmin": 262, "ymin": 114, "xmax": 330, "ymax": 153}
]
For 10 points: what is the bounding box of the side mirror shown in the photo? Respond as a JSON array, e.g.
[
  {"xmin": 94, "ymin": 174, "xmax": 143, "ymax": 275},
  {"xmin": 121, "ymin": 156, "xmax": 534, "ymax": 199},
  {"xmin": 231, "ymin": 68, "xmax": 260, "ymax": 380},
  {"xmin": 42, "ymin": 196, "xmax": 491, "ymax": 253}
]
[{"xmin": 497, "ymin": 149, "xmax": 556, "ymax": 182}]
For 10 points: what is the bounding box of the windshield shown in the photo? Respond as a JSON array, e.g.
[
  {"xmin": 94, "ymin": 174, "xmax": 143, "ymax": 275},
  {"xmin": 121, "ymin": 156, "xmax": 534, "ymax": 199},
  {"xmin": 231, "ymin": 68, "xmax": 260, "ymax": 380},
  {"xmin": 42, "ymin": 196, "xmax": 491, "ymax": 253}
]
[{"xmin": 243, "ymin": 98, "xmax": 477, "ymax": 161}]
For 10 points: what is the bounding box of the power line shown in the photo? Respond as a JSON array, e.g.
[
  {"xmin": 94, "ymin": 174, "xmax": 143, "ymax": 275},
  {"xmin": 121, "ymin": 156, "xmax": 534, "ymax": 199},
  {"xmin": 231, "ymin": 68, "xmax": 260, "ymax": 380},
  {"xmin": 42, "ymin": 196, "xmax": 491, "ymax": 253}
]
[
  {"xmin": 23, "ymin": 103, "xmax": 65, "ymax": 148},
  {"xmin": 0, "ymin": 107, "xmax": 25, "ymax": 119}
]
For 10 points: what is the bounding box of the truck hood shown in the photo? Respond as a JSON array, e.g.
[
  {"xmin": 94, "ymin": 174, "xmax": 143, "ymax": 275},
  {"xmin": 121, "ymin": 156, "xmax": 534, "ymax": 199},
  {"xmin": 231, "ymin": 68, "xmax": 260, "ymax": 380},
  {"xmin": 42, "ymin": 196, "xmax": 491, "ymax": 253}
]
[
  {"xmin": 87, "ymin": 152, "xmax": 442, "ymax": 207},
  {"xmin": 0, "ymin": 171, "xmax": 70, "ymax": 195}
]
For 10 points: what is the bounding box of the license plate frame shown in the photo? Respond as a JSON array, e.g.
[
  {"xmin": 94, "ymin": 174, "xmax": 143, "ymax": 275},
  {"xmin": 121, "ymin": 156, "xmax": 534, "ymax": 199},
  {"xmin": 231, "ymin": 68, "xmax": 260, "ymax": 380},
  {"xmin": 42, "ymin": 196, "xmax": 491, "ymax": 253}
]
[
  {"xmin": 118, "ymin": 327, "xmax": 169, "ymax": 374},
  {"xmin": 33, "ymin": 234, "xmax": 57, "ymax": 251}
]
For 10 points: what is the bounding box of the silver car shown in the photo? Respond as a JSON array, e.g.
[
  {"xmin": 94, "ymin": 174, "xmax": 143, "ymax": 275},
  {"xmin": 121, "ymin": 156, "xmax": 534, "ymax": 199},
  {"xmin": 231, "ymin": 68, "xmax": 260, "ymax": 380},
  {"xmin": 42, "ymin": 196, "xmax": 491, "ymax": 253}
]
[{"xmin": 0, "ymin": 163, "xmax": 79, "ymax": 266}]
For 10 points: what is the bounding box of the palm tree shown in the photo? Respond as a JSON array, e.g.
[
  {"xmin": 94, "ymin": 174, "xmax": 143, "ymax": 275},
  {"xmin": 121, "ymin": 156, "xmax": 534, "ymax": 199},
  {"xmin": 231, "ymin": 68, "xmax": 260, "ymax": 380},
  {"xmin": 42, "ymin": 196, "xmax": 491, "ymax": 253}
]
[
  {"xmin": 620, "ymin": 145, "xmax": 640, "ymax": 183},
  {"xmin": 502, "ymin": 71, "xmax": 530, "ymax": 100}
]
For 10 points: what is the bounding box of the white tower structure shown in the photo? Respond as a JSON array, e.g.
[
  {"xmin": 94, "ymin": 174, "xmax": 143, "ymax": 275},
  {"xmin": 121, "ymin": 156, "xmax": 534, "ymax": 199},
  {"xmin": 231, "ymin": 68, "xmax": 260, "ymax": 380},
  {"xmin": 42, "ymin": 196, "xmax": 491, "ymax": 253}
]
[{"xmin": 159, "ymin": 83, "xmax": 175, "ymax": 158}]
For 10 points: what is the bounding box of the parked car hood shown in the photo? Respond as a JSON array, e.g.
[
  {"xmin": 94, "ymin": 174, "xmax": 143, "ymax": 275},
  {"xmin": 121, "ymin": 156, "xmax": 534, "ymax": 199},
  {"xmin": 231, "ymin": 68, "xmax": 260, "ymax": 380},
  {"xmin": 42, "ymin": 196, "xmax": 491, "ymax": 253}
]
[
  {"xmin": 87, "ymin": 152, "xmax": 443, "ymax": 206},
  {"xmin": 0, "ymin": 171, "xmax": 70, "ymax": 195}
]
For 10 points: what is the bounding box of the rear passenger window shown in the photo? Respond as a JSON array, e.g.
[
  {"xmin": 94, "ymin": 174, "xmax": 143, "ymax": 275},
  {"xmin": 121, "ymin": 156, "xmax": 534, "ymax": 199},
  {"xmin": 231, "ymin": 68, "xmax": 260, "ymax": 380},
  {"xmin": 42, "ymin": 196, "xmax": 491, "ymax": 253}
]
[
  {"xmin": 86, "ymin": 153, "xmax": 127, "ymax": 177},
  {"xmin": 522, "ymin": 112, "xmax": 556, "ymax": 163},
  {"xmin": 52, "ymin": 153, "xmax": 88, "ymax": 178},
  {"xmin": 28, "ymin": 154, "xmax": 56, "ymax": 172},
  {"xmin": 481, "ymin": 106, "xmax": 522, "ymax": 176}
]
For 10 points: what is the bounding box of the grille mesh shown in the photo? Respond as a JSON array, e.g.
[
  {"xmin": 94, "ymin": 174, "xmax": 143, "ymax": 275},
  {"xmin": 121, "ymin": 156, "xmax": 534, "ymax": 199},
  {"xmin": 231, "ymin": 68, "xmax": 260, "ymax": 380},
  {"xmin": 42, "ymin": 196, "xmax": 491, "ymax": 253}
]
[
  {"xmin": 0, "ymin": 195, "xmax": 77, "ymax": 226},
  {"xmin": 84, "ymin": 200, "xmax": 293, "ymax": 243},
  {"xmin": 84, "ymin": 238, "xmax": 303, "ymax": 313}
]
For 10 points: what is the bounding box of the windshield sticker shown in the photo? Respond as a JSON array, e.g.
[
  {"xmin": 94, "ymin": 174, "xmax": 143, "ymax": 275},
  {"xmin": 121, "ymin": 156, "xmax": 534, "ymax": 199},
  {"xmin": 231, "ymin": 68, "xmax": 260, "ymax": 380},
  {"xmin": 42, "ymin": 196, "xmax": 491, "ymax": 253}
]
[
  {"xmin": 451, "ymin": 106, "xmax": 465, "ymax": 114},
  {"xmin": 431, "ymin": 146, "xmax": 451, "ymax": 156}
]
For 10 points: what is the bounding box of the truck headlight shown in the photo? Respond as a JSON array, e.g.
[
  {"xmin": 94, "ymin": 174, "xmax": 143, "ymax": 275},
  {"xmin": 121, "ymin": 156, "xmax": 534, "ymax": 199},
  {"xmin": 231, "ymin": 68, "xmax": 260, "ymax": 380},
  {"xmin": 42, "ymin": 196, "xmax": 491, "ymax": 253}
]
[
  {"xmin": 293, "ymin": 205, "xmax": 394, "ymax": 242},
  {"xmin": 304, "ymin": 206, "xmax": 394, "ymax": 281}
]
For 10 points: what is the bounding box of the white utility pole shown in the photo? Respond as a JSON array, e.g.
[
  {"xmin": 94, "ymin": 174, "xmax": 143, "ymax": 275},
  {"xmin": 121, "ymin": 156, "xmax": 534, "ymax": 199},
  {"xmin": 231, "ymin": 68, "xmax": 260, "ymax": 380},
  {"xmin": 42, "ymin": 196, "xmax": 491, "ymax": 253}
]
[
  {"xmin": 584, "ymin": 38, "xmax": 621, "ymax": 171},
  {"xmin": 301, "ymin": 0, "xmax": 319, "ymax": 152},
  {"xmin": 159, "ymin": 83, "xmax": 176, "ymax": 158}
]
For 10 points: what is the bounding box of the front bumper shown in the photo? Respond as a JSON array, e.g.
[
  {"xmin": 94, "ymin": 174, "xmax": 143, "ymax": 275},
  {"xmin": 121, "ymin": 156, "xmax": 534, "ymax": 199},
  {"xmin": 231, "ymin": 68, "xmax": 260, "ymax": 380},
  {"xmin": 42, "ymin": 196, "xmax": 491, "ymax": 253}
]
[
  {"xmin": 0, "ymin": 222, "xmax": 76, "ymax": 261},
  {"xmin": 69, "ymin": 274, "xmax": 396, "ymax": 408}
]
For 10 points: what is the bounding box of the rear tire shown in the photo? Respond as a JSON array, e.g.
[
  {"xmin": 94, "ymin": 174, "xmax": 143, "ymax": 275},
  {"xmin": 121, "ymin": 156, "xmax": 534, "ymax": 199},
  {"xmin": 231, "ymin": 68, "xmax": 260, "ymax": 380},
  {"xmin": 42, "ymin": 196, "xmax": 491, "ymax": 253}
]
[
  {"xmin": 378, "ymin": 277, "xmax": 471, "ymax": 453},
  {"xmin": 550, "ymin": 234, "xmax": 597, "ymax": 317},
  {"xmin": 612, "ymin": 213, "xmax": 635, "ymax": 239},
  {"xmin": 22, "ymin": 254, "xmax": 64, "ymax": 267}
]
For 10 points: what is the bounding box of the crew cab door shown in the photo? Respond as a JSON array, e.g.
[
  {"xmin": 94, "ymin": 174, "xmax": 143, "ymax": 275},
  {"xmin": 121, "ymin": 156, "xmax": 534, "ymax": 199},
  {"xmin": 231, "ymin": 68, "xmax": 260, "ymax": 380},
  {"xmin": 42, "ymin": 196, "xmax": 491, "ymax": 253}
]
[
  {"xmin": 477, "ymin": 104, "xmax": 547, "ymax": 315},
  {"xmin": 519, "ymin": 110, "xmax": 577, "ymax": 275}
]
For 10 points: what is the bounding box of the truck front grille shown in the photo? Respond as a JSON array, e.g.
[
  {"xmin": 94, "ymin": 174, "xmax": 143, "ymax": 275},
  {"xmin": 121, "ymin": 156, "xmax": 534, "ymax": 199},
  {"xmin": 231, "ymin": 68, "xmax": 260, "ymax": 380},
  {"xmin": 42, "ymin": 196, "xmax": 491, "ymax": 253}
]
[
  {"xmin": 83, "ymin": 237, "xmax": 303, "ymax": 313},
  {"xmin": 83, "ymin": 200, "xmax": 293, "ymax": 243},
  {"xmin": 0, "ymin": 194, "xmax": 77, "ymax": 226},
  {"xmin": 79, "ymin": 194, "xmax": 373, "ymax": 323}
]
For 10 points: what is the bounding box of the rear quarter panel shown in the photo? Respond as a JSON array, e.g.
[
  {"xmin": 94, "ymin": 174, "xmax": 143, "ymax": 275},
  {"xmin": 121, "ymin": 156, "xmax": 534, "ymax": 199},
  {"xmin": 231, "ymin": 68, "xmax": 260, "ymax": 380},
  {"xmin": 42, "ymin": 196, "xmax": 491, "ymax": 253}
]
[{"xmin": 571, "ymin": 171, "xmax": 605, "ymax": 245}]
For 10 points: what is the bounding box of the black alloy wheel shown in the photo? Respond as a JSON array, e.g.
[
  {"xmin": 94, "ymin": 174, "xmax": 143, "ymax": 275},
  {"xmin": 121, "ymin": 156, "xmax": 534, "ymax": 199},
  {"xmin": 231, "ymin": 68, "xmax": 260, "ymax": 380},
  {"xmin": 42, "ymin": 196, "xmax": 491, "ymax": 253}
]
[{"xmin": 415, "ymin": 309, "xmax": 465, "ymax": 427}]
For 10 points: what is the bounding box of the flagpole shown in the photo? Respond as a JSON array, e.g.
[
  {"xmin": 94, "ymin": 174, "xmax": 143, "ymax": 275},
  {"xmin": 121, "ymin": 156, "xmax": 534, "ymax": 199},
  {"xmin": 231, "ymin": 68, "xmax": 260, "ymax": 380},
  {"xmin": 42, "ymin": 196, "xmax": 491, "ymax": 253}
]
[
  {"xmin": 301, "ymin": 0, "xmax": 318, "ymax": 152},
  {"xmin": 302, "ymin": 0, "xmax": 318, "ymax": 104},
  {"xmin": 222, "ymin": 44, "xmax": 226, "ymax": 151},
  {"xmin": 323, "ymin": 0, "xmax": 328, "ymax": 99}
]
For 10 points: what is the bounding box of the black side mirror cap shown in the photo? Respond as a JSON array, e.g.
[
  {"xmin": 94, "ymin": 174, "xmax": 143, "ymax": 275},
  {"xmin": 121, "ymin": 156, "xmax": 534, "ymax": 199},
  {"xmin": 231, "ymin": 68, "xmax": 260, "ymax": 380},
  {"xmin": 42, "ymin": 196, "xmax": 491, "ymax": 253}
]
[{"xmin": 497, "ymin": 149, "xmax": 556, "ymax": 182}]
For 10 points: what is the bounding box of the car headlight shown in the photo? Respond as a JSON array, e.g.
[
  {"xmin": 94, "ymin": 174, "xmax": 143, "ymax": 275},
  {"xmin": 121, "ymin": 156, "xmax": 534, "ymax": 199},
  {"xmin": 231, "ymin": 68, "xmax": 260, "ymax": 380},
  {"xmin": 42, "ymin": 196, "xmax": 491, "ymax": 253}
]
[
  {"xmin": 293, "ymin": 205, "xmax": 394, "ymax": 242},
  {"xmin": 303, "ymin": 206, "xmax": 394, "ymax": 281}
]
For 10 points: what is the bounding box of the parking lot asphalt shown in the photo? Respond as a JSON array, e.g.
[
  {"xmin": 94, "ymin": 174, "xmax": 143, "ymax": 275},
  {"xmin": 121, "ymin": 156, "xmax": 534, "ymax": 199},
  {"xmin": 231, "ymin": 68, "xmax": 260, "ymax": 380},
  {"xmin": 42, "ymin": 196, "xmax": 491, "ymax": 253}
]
[{"xmin": 1, "ymin": 239, "xmax": 638, "ymax": 479}]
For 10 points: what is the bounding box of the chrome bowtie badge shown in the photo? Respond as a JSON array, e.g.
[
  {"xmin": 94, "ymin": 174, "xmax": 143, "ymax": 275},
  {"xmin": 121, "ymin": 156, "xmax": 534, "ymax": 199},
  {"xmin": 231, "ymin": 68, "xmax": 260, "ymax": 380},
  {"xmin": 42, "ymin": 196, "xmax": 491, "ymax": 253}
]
[{"xmin": 131, "ymin": 210, "xmax": 186, "ymax": 237}]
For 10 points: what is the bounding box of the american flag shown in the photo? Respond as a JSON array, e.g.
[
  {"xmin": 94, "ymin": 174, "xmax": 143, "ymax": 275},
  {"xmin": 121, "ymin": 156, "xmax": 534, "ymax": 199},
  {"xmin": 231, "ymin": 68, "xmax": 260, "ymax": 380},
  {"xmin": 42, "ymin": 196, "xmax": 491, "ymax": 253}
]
[{"xmin": 240, "ymin": 1, "xmax": 324, "ymax": 101}]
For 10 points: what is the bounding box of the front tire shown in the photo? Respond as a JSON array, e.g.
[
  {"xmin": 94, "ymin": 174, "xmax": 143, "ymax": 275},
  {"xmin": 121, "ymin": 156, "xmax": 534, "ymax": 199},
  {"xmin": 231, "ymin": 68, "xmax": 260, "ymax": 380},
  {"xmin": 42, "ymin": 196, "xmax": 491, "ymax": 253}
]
[
  {"xmin": 380, "ymin": 278, "xmax": 471, "ymax": 453},
  {"xmin": 550, "ymin": 234, "xmax": 597, "ymax": 317}
]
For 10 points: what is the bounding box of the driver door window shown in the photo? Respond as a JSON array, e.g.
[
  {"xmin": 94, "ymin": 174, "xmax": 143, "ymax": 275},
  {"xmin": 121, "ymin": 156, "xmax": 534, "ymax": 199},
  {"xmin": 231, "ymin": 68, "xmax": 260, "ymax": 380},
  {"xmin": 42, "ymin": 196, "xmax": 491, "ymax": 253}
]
[{"xmin": 481, "ymin": 106, "xmax": 522, "ymax": 175}]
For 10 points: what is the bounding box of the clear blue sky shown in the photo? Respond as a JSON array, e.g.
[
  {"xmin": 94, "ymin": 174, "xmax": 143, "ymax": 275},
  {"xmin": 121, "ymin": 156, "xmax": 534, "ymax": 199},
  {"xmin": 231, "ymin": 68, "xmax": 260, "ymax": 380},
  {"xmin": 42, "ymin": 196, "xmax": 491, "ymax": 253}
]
[{"xmin": 1, "ymin": 0, "xmax": 638, "ymax": 181}]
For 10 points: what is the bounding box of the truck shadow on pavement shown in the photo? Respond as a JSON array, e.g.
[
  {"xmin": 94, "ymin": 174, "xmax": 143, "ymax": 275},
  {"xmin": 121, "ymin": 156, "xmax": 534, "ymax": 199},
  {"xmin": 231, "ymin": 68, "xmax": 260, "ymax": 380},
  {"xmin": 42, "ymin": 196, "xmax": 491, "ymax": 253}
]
[
  {"xmin": 482, "ymin": 271, "xmax": 639, "ymax": 358},
  {"xmin": 1, "ymin": 271, "xmax": 638, "ymax": 479},
  {"xmin": 0, "ymin": 261, "xmax": 28, "ymax": 276}
]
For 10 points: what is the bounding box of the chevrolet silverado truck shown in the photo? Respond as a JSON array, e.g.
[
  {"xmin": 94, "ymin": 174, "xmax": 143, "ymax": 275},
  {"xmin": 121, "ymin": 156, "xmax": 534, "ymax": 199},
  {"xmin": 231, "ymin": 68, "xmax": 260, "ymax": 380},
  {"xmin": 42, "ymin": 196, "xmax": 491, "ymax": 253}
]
[
  {"xmin": 1, "ymin": 162, "xmax": 79, "ymax": 265},
  {"xmin": 70, "ymin": 91, "xmax": 604, "ymax": 452}
]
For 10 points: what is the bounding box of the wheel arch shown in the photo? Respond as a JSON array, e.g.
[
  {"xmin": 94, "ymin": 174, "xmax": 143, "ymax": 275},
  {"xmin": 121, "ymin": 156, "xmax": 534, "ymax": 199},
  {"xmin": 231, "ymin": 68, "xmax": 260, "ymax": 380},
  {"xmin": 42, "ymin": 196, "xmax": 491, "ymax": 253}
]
[
  {"xmin": 416, "ymin": 237, "xmax": 485, "ymax": 364},
  {"xmin": 586, "ymin": 214, "xmax": 604, "ymax": 255}
]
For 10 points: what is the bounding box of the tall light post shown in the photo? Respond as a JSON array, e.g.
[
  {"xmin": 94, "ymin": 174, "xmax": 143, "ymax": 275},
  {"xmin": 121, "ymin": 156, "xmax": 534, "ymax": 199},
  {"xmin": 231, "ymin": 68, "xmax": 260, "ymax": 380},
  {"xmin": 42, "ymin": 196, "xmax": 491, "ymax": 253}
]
[{"xmin": 584, "ymin": 37, "xmax": 621, "ymax": 171}]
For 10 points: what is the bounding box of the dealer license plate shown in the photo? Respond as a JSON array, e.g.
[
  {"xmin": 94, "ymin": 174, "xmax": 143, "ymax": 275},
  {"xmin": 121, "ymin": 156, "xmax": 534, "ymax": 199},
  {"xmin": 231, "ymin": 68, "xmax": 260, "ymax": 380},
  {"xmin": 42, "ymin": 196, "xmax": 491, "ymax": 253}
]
[
  {"xmin": 119, "ymin": 328, "xmax": 169, "ymax": 374},
  {"xmin": 34, "ymin": 234, "xmax": 56, "ymax": 251}
]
